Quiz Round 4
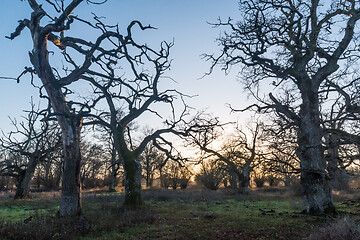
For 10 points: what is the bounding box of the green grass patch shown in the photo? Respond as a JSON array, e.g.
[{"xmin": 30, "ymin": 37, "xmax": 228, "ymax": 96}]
[
  {"xmin": 0, "ymin": 189, "xmax": 359, "ymax": 239},
  {"xmin": 0, "ymin": 198, "xmax": 59, "ymax": 223}
]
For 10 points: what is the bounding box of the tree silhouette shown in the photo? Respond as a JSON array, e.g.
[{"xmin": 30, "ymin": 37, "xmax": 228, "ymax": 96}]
[
  {"xmin": 82, "ymin": 20, "xmax": 191, "ymax": 205},
  {"xmin": 207, "ymin": 0, "xmax": 360, "ymax": 214},
  {"xmin": 0, "ymin": 102, "xmax": 61, "ymax": 199},
  {"xmin": 8, "ymin": 0, "xmax": 111, "ymax": 216}
]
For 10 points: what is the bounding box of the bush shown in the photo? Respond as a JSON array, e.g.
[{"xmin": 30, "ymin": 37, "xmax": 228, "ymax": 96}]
[
  {"xmin": 160, "ymin": 174, "xmax": 171, "ymax": 189},
  {"xmin": 170, "ymin": 177, "xmax": 179, "ymax": 190},
  {"xmin": 196, "ymin": 173, "xmax": 223, "ymax": 190},
  {"xmin": 307, "ymin": 217, "xmax": 360, "ymax": 240},
  {"xmin": 160, "ymin": 162, "xmax": 192, "ymax": 189},
  {"xmin": 253, "ymin": 176, "xmax": 265, "ymax": 188},
  {"xmin": 196, "ymin": 159, "xmax": 225, "ymax": 190},
  {"xmin": 266, "ymin": 175, "xmax": 279, "ymax": 187},
  {"xmin": 160, "ymin": 176, "xmax": 190, "ymax": 190},
  {"xmin": 179, "ymin": 178, "xmax": 190, "ymax": 189}
]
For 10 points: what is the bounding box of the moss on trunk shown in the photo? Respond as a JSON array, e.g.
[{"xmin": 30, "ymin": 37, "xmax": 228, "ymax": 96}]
[
  {"xmin": 297, "ymin": 95, "xmax": 335, "ymax": 215},
  {"xmin": 123, "ymin": 151, "xmax": 143, "ymax": 206}
]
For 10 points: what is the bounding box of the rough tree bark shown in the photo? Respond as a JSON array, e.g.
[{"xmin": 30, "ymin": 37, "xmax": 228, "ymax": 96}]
[
  {"xmin": 123, "ymin": 152, "xmax": 143, "ymax": 206},
  {"xmin": 297, "ymin": 92, "xmax": 335, "ymax": 214},
  {"xmin": 30, "ymin": 42, "xmax": 83, "ymax": 216},
  {"xmin": 59, "ymin": 120, "xmax": 82, "ymax": 216},
  {"xmin": 7, "ymin": 0, "xmax": 85, "ymax": 216}
]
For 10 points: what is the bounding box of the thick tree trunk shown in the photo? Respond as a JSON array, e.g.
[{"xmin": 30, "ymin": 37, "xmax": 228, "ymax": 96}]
[
  {"xmin": 29, "ymin": 36, "xmax": 83, "ymax": 216},
  {"xmin": 123, "ymin": 151, "xmax": 143, "ymax": 206},
  {"xmin": 14, "ymin": 158, "xmax": 38, "ymax": 199},
  {"xmin": 60, "ymin": 122, "xmax": 82, "ymax": 216},
  {"xmin": 297, "ymin": 94, "xmax": 335, "ymax": 215}
]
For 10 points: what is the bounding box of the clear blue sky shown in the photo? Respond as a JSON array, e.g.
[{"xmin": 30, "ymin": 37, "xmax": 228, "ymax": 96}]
[{"xmin": 0, "ymin": 0, "xmax": 250, "ymax": 134}]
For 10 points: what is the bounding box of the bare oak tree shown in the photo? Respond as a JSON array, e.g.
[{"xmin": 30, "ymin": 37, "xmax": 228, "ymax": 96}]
[
  {"xmin": 10, "ymin": 0, "xmax": 191, "ymax": 207},
  {"xmin": 0, "ymin": 103, "xmax": 61, "ymax": 199},
  {"xmin": 140, "ymin": 141, "xmax": 162, "ymax": 188},
  {"xmin": 77, "ymin": 20, "xmax": 191, "ymax": 205},
  {"xmin": 181, "ymin": 116, "xmax": 264, "ymax": 192},
  {"xmin": 207, "ymin": 0, "xmax": 360, "ymax": 214},
  {"xmin": 80, "ymin": 141, "xmax": 106, "ymax": 189},
  {"xmin": 261, "ymin": 117, "xmax": 301, "ymax": 186},
  {"xmin": 8, "ymin": 0, "xmax": 109, "ymax": 216}
]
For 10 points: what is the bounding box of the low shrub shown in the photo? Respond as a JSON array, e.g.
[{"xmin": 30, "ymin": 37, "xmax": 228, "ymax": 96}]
[
  {"xmin": 160, "ymin": 174, "xmax": 171, "ymax": 189},
  {"xmin": 253, "ymin": 176, "xmax": 265, "ymax": 188},
  {"xmin": 179, "ymin": 178, "xmax": 190, "ymax": 189},
  {"xmin": 266, "ymin": 175, "xmax": 279, "ymax": 187},
  {"xmin": 196, "ymin": 160, "xmax": 225, "ymax": 190},
  {"xmin": 196, "ymin": 173, "xmax": 223, "ymax": 190}
]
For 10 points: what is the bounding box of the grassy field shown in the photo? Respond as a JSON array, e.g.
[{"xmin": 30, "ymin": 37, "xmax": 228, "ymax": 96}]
[{"xmin": 0, "ymin": 187, "xmax": 359, "ymax": 239}]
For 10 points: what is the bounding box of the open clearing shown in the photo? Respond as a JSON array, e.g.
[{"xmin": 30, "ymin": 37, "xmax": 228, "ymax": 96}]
[{"xmin": 0, "ymin": 187, "xmax": 359, "ymax": 239}]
